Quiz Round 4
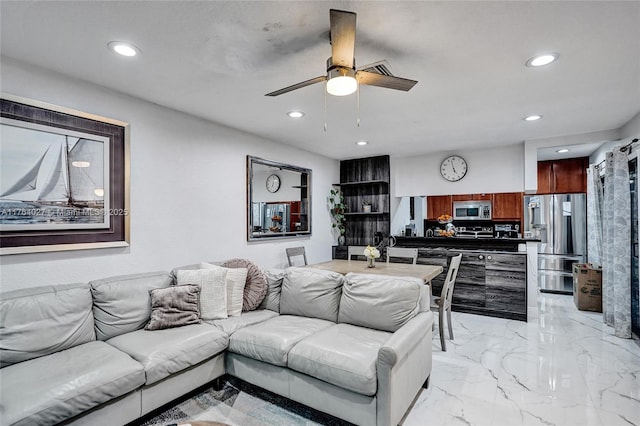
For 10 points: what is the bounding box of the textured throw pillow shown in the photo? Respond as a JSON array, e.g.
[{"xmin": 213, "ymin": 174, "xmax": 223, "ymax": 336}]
[
  {"xmin": 222, "ymin": 258, "xmax": 268, "ymax": 311},
  {"xmin": 145, "ymin": 284, "xmax": 201, "ymax": 330},
  {"xmin": 200, "ymin": 263, "xmax": 247, "ymax": 317},
  {"xmin": 177, "ymin": 269, "xmax": 227, "ymax": 320}
]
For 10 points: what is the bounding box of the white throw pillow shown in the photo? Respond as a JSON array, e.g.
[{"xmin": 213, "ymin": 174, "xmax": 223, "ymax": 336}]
[
  {"xmin": 177, "ymin": 269, "xmax": 228, "ymax": 320},
  {"xmin": 200, "ymin": 263, "xmax": 248, "ymax": 317}
]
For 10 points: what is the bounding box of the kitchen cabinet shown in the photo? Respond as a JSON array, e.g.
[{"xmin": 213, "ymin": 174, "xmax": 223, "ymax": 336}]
[
  {"xmin": 413, "ymin": 247, "xmax": 527, "ymax": 321},
  {"xmin": 452, "ymin": 194, "xmax": 491, "ymax": 201},
  {"xmin": 485, "ymin": 253, "xmax": 527, "ymax": 319},
  {"xmin": 537, "ymin": 157, "xmax": 588, "ymax": 194},
  {"xmin": 426, "ymin": 195, "xmax": 452, "ymax": 219},
  {"xmin": 492, "ymin": 192, "xmax": 523, "ymax": 221},
  {"xmin": 339, "ymin": 155, "xmax": 390, "ymax": 246}
]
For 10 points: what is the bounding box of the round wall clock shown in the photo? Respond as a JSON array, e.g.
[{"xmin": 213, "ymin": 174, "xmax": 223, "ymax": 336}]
[
  {"xmin": 440, "ymin": 155, "xmax": 468, "ymax": 182},
  {"xmin": 266, "ymin": 174, "xmax": 281, "ymax": 193}
]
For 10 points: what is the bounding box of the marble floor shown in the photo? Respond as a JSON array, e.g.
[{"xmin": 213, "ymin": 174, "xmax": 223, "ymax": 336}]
[{"xmin": 403, "ymin": 293, "xmax": 640, "ymax": 426}]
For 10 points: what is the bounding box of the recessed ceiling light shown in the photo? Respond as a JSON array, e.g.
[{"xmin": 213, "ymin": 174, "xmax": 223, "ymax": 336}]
[
  {"xmin": 107, "ymin": 41, "xmax": 141, "ymax": 57},
  {"xmin": 556, "ymin": 149, "xmax": 569, "ymax": 153},
  {"xmin": 524, "ymin": 115, "xmax": 543, "ymax": 121},
  {"xmin": 356, "ymin": 141, "xmax": 368, "ymax": 146},
  {"xmin": 526, "ymin": 53, "xmax": 558, "ymax": 67},
  {"xmin": 286, "ymin": 111, "xmax": 305, "ymax": 118}
]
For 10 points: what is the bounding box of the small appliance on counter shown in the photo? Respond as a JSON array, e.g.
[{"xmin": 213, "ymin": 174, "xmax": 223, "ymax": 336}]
[{"xmin": 404, "ymin": 223, "xmax": 416, "ymax": 237}]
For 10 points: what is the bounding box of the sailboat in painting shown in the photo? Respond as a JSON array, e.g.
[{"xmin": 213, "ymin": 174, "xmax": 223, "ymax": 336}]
[
  {"xmin": 1, "ymin": 126, "xmax": 107, "ymax": 228},
  {"xmin": 1, "ymin": 136, "xmax": 104, "ymax": 208}
]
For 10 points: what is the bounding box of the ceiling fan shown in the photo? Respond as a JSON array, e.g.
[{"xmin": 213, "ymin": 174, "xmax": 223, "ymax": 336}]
[{"xmin": 265, "ymin": 9, "xmax": 418, "ymax": 97}]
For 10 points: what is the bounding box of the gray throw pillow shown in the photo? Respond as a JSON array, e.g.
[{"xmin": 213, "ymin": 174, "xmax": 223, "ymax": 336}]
[{"xmin": 145, "ymin": 284, "xmax": 201, "ymax": 330}]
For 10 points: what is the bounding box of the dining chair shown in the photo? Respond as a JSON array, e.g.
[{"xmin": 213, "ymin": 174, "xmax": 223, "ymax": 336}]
[
  {"xmin": 431, "ymin": 253, "xmax": 462, "ymax": 351},
  {"xmin": 347, "ymin": 246, "xmax": 369, "ymax": 260},
  {"xmin": 286, "ymin": 246, "xmax": 307, "ymax": 267},
  {"xmin": 386, "ymin": 247, "xmax": 418, "ymax": 265}
]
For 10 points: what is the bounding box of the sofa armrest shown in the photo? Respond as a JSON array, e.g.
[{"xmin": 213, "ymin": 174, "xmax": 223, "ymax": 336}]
[{"xmin": 376, "ymin": 310, "xmax": 434, "ymax": 426}]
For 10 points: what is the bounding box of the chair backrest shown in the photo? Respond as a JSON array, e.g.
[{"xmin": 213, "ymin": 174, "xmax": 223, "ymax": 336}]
[
  {"xmin": 386, "ymin": 247, "xmax": 418, "ymax": 265},
  {"xmin": 347, "ymin": 246, "xmax": 369, "ymax": 260},
  {"xmin": 440, "ymin": 253, "xmax": 462, "ymax": 310},
  {"xmin": 286, "ymin": 246, "xmax": 307, "ymax": 267}
]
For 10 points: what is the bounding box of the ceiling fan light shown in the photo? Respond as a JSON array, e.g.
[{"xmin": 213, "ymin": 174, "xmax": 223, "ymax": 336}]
[{"xmin": 326, "ymin": 68, "xmax": 357, "ymax": 96}]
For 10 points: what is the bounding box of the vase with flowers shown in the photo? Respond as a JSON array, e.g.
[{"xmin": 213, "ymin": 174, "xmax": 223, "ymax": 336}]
[
  {"xmin": 329, "ymin": 188, "xmax": 346, "ymax": 245},
  {"xmin": 363, "ymin": 245, "xmax": 381, "ymax": 268}
]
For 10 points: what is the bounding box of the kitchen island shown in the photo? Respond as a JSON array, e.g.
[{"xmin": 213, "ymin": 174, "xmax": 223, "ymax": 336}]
[{"xmin": 333, "ymin": 236, "xmax": 540, "ymax": 321}]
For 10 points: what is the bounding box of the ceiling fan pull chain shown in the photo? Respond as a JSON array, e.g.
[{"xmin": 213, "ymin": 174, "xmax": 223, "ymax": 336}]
[
  {"xmin": 357, "ymin": 83, "xmax": 360, "ymax": 127},
  {"xmin": 324, "ymin": 86, "xmax": 328, "ymax": 132}
]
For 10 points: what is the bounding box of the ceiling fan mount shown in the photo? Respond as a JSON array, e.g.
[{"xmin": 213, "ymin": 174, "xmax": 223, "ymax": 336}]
[{"xmin": 266, "ymin": 9, "xmax": 418, "ymax": 97}]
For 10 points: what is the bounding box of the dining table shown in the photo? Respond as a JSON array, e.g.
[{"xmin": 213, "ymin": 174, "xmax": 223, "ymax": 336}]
[{"xmin": 307, "ymin": 259, "xmax": 443, "ymax": 286}]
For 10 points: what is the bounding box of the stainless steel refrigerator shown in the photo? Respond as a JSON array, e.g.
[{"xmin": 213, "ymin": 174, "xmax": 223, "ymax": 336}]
[{"xmin": 524, "ymin": 194, "xmax": 587, "ymax": 294}]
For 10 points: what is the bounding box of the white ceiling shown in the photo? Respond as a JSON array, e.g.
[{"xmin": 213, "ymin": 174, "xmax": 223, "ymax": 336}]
[{"xmin": 1, "ymin": 1, "xmax": 639, "ymax": 160}]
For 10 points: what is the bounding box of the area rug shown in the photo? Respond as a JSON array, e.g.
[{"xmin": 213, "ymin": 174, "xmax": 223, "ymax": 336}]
[{"xmin": 138, "ymin": 376, "xmax": 353, "ymax": 426}]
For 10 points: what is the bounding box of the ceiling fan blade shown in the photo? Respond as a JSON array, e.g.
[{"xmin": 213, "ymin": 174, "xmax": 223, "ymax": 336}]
[
  {"xmin": 356, "ymin": 70, "xmax": 418, "ymax": 91},
  {"xmin": 265, "ymin": 76, "xmax": 327, "ymax": 97},
  {"xmin": 330, "ymin": 9, "xmax": 356, "ymax": 68}
]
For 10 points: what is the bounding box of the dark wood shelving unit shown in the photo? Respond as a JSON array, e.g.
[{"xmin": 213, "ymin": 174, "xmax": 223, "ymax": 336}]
[{"xmin": 339, "ymin": 155, "xmax": 391, "ymax": 246}]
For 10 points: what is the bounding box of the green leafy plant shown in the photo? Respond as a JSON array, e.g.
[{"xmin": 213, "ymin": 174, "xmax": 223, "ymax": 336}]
[{"xmin": 328, "ymin": 188, "xmax": 346, "ymax": 236}]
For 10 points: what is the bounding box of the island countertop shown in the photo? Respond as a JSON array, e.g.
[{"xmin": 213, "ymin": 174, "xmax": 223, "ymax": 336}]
[{"xmin": 392, "ymin": 236, "xmax": 539, "ymax": 252}]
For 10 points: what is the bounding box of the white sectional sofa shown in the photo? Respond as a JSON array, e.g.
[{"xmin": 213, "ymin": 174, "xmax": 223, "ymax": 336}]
[{"xmin": 0, "ymin": 265, "xmax": 433, "ymax": 426}]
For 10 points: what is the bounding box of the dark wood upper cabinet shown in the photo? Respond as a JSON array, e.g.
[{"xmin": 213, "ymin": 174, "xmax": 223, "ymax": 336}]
[
  {"xmin": 492, "ymin": 192, "xmax": 523, "ymax": 220},
  {"xmin": 451, "ymin": 193, "xmax": 491, "ymax": 201},
  {"xmin": 537, "ymin": 157, "xmax": 588, "ymax": 194},
  {"xmin": 427, "ymin": 195, "xmax": 452, "ymax": 219},
  {"xmin": 537, "ymin": 161, "xmax": 554, "ymax": 194}
]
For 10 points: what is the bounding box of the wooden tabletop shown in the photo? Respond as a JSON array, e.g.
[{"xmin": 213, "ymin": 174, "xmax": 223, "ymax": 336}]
[{"xmin": 308, "ymin": 259, "xmax": 443, "ymax": 283}]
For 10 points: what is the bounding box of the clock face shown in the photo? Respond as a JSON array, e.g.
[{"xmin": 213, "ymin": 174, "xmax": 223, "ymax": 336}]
[
  {"xmin": 266, "ymin": 174, "xmax": 281, "ymax": 193},
  {"xmin": 440, "ymin": 155, "xmax": 468, "ymax": 182}
]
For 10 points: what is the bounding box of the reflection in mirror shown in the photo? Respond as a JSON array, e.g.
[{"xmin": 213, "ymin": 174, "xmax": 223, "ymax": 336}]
[{"xmin": 247, "ymin": 156, "xmax": 311, "ymax": 240}]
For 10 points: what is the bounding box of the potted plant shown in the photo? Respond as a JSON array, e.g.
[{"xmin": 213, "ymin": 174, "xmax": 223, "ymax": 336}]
[{"xmin": 329, "ymin": 188, "xmax": 346, "ymax": 245}]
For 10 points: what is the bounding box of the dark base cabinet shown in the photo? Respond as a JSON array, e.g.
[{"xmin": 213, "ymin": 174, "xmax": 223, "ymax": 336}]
[{"xmin": 417, "ymin": 248, "xmax": 527, "ymax": 321}]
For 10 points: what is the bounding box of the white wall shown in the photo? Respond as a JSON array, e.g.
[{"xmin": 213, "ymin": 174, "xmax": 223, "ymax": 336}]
[
  {"xmin": 0, "ymin": 57, "xmax": 339, "ymax": 291},
  {"xmin": 392, "ymin": 143, "xmax": 525, "ymax": 197}
]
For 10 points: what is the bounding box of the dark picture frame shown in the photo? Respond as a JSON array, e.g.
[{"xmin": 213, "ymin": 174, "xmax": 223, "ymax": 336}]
[{"xmin": 0, "ymin": 94, "xmax": 130, "ymax": 254}]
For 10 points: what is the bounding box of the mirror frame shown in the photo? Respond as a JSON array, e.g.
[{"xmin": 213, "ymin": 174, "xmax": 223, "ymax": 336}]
[{"xmin": 246, "ymin": 155, "xmax": 312, "ymax": 241}]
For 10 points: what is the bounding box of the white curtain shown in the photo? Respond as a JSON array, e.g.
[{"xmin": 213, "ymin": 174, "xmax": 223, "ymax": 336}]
[
  {"xmin": 586, "ymin": 165, "xmax": 603, "ymax": 267},
  {"xmin": 602, "ymin": 147, "xmax": 632, "ymax": 338}
]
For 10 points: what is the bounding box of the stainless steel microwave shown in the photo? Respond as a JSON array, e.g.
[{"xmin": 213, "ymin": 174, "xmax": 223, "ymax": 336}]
[{"xmin": 453, "ymin": 201, "xmax": 492, "ymax": 220}]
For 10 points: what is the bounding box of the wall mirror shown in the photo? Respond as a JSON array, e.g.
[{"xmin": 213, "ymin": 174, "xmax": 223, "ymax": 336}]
[{"xmin": 247, "ymin": 156, "xmax": 311, "ymax": 241}]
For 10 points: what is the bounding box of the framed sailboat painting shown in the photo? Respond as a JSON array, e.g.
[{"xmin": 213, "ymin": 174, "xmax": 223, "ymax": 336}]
[{"xmin": 0, "ymin": 94, "xmax": 130, "ymax": 254}]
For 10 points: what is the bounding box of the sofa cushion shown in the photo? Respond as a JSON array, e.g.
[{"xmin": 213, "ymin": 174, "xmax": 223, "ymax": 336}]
[
  {"xmin": 222, "ymin": 258, "xmax": 268, "ymax": 312},
  {"xmin": 338, "ymin": 273, "xmax": 422, "ymax": 332},
  {"xmin": 145, "ymin": 284, "xmax": 202, "ymax": 330},
  {"xmin": 90, "ymin": 271, "xmax": 173, "ymax": 340},
  {"xmin": 258, "ymin": 268, "xmax": 284, "ymax": 312},
  {"xmin": 0, "ymin": 283, "xmax": 95, "ymax": 368},
  {"xmin": 210, "ymin": 309, "xmax": 279, "ymax": 335},
  {"xmin": 228, "ymin": 315, "xmax": 334, "ymax": 366},
  {"xmin": 0, "ymin": 341, "xmax": 144, "ymax": 426},
  {"xmin": 280, "ymin": 267, "xmax": 344, "ymax": 322},
  {"xmin": 177, "ymin": 268, "xmax": 227, "ymax": 320},
  {"xmin": 287, "ymin": 323, "xmax": 391, "ymax": 396},
  {"xmin": 106, "ymin": 323, "xmax": 228, "ymax": 385},
  {"xmin": 200, "ymin": 263, "xmax": 247, "ymax": 317}
]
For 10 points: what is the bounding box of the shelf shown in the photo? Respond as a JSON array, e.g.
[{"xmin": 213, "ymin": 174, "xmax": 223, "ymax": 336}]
[
  {"xmin": 334, "ymin": 180, "xmax": 389, "ymax": 186},
  {"xmin": 344, "ymin": 211, "xmax": 389, "ymax": 216},
  {"xmin": 291, "ymin": 185, "xmax": 308, "ymax": 188}
]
